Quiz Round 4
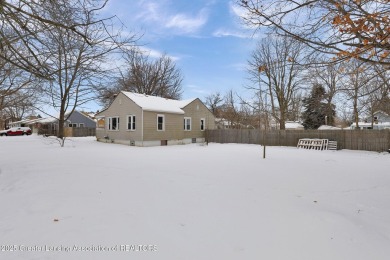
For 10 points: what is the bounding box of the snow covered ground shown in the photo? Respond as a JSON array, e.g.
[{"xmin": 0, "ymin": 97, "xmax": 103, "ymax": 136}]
[{"xmin": 0, "ymin": 135, "xmax": 389, "ymax": 260}]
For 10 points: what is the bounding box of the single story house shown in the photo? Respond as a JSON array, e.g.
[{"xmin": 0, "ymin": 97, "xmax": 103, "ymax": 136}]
[
  {"xmin": 215, "ymin": 118, "xmax": 233, "ymax": 129},
  {"xmin": 350, "ymin": 111, "xmax": 390, "ymax": 130},
  {"xmin": 95, "ymin": 91, "xmax": 215, "ymax": 146},
  {"xmin": 215, "ymin": 118, "xmax": 254, "ymax": 129},
  {"xmin": 10, "ymin": 110, "xmax": 96, "ymax": 134}
]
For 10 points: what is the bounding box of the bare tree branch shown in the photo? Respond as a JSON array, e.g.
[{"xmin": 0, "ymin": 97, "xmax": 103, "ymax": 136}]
[{"xmin": 237, "ymin": 0, "xmax": 390, "ymax": 66}]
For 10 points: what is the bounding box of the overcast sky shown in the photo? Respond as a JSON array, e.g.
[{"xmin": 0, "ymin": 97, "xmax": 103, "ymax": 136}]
[{"xmin": 101, "ymin": 0, "xmax": 260, "ymax": 102}]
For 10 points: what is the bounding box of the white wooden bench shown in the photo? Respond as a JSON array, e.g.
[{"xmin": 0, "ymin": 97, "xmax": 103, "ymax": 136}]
[{"xmin": 297, "ymin": 139, "xmax": 332, "ymax": 150}]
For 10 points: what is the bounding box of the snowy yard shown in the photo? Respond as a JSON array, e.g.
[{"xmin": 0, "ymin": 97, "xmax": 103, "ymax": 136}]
[{"xmin": 0, "ymin": 135, "xmax": 389, "ymax": 260}]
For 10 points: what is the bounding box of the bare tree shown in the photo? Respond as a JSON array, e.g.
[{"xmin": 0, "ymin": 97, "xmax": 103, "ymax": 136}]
[
  {"xmin": 34, "ymin": 0, "xmax": 136, "ymax": 145},
  {"xmin": 0, "ymin": 0, "xmax": 119, "ymax": 79},
  {"xmin": 222, "ymin": 89, "xmax": 241, "ymax": 128},
  {"xmin": 359, "ymin": 65, "xmax": 390, "ymax": 127},
  {"xmin": 336, "ymin": 104, "xmax": 354, "ymax": 128},
  {"xmin": 287, "ymin": 92, "xmax": 304, "ymax": 122},
  {"xmin": 247, "ymin": 36, "xmax": 306, "ymax": 129},
  {"xmin": 237, "ymin": 0, "xmax": 390, "ymax": 66},
  {"xmin": 100, "ymin": 49, "xmax": 183, "ymax": 106},
  {"xmin": 242, "ymin": 88, "xmax": 271, "ymax": 129},
  {"xmin": 340, "ymin": 59, "xmax": 375, "ymax": 128},
  {"xmin": 204, "ymin": 91, "xmax": 223, "ymax": 117},
  {"xmin": 238, "ymin": 102, "xmax": 256, "ymax": 129},
  {"xmin": 372, "ymin": 66, "xmax": 390, "ymax": 114},
  {"xmin": 0, "ymin": 59, "xmax": 37, "ymax": 128}
]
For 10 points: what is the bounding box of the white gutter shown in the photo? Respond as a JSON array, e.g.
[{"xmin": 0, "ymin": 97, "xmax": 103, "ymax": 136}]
[{"xmin": 141, "ymin": 109, "xmax": 144, "ymax": 146}]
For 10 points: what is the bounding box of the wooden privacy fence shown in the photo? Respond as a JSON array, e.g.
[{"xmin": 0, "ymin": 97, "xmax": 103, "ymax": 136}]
[
  {"xmin": 206, "ymin": 129, "xmax": 390, "ymax": 152},
  {"xmin": 68, "ymin": 127, "xmax": 96, "ymax": 137},
  {"xmin": 38, "ymin": 127, "xmax": 96, "ymax": 137}
]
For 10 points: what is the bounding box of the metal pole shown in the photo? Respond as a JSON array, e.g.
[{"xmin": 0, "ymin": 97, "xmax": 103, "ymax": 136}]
[
  {"xmin": 258, "ymin": 65, "xmax": 267, "ymax": 159},
  {"xmin": 263, "ymin": 124, "xmax": 266, "ymax": 159},
  {"xmin": 263, "ymin": 80, "xmax": 268, "ymax": 159}
]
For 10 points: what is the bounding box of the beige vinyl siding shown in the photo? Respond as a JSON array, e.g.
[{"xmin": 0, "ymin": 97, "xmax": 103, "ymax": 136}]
[
  {"xmin": 182, "ymin": 99, "xmax": 215, "ymax": 139},
  {"xmin": 96, "ymin": 92, "xmax": 143, "ymax": 141},
  {"xmin": 96, "ymin": 94, "xmax": 216, "ymax": 145},
  {"xmin": 143, "ymin": 111, "xmax": 184, "ymax": 141}
]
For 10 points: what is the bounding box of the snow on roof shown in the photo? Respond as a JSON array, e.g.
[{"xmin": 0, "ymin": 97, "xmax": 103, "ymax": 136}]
[
  {"xmin": 351, "ymin": 122, "xmax": 390, "ymax": 127},
  {"xmin": 349, "ymin": 122, "xmax": 390, "ymax": 130},
  {"xmin": 35, "ymin": 114, "xmax": 71, "ymax": 124},
  {"xmin": 122, "ymin": 91, "xmax": 196, "ymax": 114},
  {"xmin": 318, "ymin": 125, "xmax": 342, "ymax": 130},
  {"xmin": 373, "ymin": 110, "xmax": 389, "ymax": 116},
  {"xmin": 37, "ymin": 117, "xmax": 59, "ymax": 124},
  {"xmin": 215, "ymin": 118, "xmax": 230, "ymax": 126},
  {"xmin": 285, "ymin": 121, "xmax": 304, "ymax": 129},
  {"xmin": 10, "ymin": 118, "xmax": 41, "ymax": 125}
]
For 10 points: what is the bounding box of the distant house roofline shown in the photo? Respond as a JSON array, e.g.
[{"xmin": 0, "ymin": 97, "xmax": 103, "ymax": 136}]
[
  {"xmin": 10, "ymin": 110, "xmax": 92, "ymax": 126},
  {"xmin": 373, "ymin": 110, "xmax": 389, "ymax": 116}
]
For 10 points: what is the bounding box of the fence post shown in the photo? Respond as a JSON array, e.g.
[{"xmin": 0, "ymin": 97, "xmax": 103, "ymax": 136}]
[{"xmin": 388, "ymin": 130, "xmax": 390, "ymax": 152}]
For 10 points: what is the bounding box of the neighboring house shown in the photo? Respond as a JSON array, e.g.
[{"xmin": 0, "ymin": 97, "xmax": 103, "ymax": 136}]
[
  {"xmin": 215, "ymin": 118, "xmax": 232, "ymax": 129},
  {"xmin": 350, "ymin": 111, "xmax": 390, "ymax": 130},
  {"xmin": 95, "ymin": 92, "xmax": 215, "ymax": 146},
  {"xmin": 367, "ymin": 110, "xmax": 390, "ymax": 125},
  {"xmin": 214, "ymin": 118, "xmax": 252, "ymax": 129},
  {"xmin": 9, "ymin": 110, "xmax": 96, "ymax": 134},
  {"xmin": 9, "ymin": 118, "xmax": 43, "ymax": 133},
  {"xmin": 63, "ymin": 110, "xmax": 96, "ymax": 128},
  {"xmin": 270, "ymin": 120, "xmax": 304, "ymax": 130}
]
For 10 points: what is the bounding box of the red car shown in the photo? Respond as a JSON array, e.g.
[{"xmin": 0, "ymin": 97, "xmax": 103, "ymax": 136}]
[{"xmin": 0, "ymin": 127, "xmax": 32, "ymax": 136}]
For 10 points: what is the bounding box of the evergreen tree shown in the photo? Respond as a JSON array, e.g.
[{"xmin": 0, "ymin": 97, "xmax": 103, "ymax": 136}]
[{"xmin": 302, "ymin": 84, "xmax": 336, "ymax": 129}]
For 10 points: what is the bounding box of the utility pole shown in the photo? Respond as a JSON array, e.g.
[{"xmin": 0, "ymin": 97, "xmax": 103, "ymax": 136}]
[
  {"xmin": 258, "ymin": 65, "xmax": 267, "ymax": 159},
  {"xmin": 263, "ymin": 91, "xmax": 268, "ymax": 159}
]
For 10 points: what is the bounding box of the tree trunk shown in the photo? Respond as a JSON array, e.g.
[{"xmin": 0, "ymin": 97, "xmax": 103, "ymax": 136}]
[
  {"xmin": 353, "ymin": 95, "xmax": 359, "ymax": 129},
  {"xmin": 279, "ymin": 105, "xmax": 286, "ymax": 130},
  {"xmin": 58, "ymin": 99, "xmax": 66, "ymax": 146},
  {"xmin": 279, "ymin": 119, "xmax": 286, "ymax": 130}
]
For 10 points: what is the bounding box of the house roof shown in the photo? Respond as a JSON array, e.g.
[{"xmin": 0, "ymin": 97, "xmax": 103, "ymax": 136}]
[
  {"xmin": 373, "ymin": 110, "xmax": 389, "ymax": 116},
  {"xmin": 351, "ymin": 122, "xmax": 390, "ymax": 127},
  {"xmin": 318, "ymin": 125, "xmax": 342, "ymax": 130},
  {"xmin": 9, "ymin": 118, "xmax": 42, "ymax": 126},
  {"xmin": 215, "ymin": 118, "xmax": 231, "ymax": 126},
  {"xmin": 285, "ymin": 121, "xmax": 304, "ymax": 129},
  {"xmin": 122, "ymin": 91, "xmax": 197, "ymax": 114},
  {"xmin": 10, "ymin": 111, "xmax": 86, "ymax": 125},
  {"xmin": 33, "ymin": 111, "xmax": 78, "ymax": 124},
  {"xmin": 37, "ymin": 117, "xmax": 61, "ymax": 124}
]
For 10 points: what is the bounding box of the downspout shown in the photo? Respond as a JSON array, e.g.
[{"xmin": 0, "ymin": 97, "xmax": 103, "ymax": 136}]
[{"xmin": 141, "ymin": 109, "xmax": 144, "ymax": 146}]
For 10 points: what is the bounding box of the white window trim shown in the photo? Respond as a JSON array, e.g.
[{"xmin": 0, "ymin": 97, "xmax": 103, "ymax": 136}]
[
  {"xmin": 79, "ymin": 123, "xmax": 85, "ymax": 127},
  {"xmin": 157, "ymin": 114, "xmax": 165, "ymax": 131},
  {"xmin": 184, "ymin": 117, "xmax": 191, "ymax": 131},
  {"xmin": 127, "ymin": 115, "xmax": 136, "ymax": 131},
  {"xmin": 200, "ymin": 118, "xmax": 205, "ymax": 131},
  {"xmin": 108, "ymin": 116, "xmax": 120, "ymax": 131}
]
